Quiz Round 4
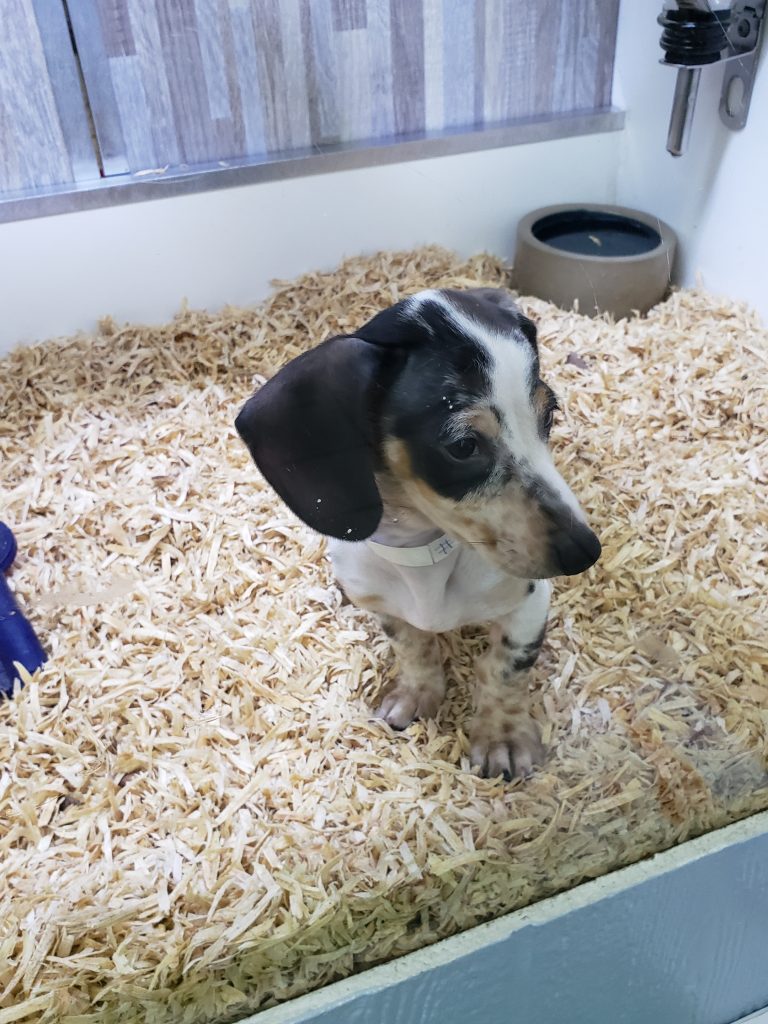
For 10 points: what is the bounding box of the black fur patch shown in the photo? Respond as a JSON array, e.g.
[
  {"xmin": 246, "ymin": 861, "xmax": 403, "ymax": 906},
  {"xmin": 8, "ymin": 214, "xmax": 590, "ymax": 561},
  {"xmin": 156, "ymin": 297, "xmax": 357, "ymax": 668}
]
[
  {"xmin": 510, "ymin": 650, "xmax": 540, "ymax": 672},
  {"xmin": 501, "ymin": 624, "xmax": 547, "ymax": 674},
  {"xmin": 378, "ymin": 298, "xmax": 496, "ymax": 501},
  {"xmin": 235, "ymin": 335, "xmax": 390, "ymax": 540}
]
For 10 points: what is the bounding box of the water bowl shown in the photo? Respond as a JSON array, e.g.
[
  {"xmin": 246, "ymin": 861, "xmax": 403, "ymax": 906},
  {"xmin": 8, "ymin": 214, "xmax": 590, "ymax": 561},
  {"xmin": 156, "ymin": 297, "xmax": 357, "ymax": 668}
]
[{"xmin": 513, "ymin": 204, "xmax": 677, "ymax": 319}]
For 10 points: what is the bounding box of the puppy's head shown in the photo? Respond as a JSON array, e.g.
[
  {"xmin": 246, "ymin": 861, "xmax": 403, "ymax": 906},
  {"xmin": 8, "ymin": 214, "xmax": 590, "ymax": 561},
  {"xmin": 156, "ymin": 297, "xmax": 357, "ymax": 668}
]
[{"xmin": 236, "ymin": 287, "xmax": 600, "ymax": 578}]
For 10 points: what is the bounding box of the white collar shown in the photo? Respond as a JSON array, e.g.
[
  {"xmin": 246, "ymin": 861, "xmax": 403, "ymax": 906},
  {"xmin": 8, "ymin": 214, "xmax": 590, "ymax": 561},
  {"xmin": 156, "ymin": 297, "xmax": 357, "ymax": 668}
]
[{"xmin": 366, "ymin": 534, "xmax": 458, "ymax": 567}]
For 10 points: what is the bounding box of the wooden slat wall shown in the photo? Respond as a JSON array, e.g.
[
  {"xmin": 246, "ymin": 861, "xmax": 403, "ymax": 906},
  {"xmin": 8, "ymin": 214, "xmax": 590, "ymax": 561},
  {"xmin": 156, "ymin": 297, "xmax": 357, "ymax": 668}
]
[
  {"xmin": 0, "ymin": 0, "xmax": 100, "ymax": 193},
  {"xmin": 69, "ymin": 0, "xmax": 620, "ymax": 175}
]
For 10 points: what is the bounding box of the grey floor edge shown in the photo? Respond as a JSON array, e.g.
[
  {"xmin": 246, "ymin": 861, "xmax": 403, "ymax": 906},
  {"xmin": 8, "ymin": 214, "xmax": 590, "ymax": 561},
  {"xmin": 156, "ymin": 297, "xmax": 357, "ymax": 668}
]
[
  {"xmin": 238, "ymin": 810, "xmax": 768, "ymax": 1024},
  {"xmin": 736, "ymin": 1012, "xmax": 768, "ymax": 1024},
  {"xmin": 0, "ymin": 109, "xmax": 624, "ymax": 225}
]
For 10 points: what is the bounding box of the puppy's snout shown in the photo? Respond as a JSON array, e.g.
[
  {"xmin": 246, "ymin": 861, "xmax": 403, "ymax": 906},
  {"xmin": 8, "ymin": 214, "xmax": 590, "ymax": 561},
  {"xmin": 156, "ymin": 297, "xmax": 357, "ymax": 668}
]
[{"xmin": 551, "ymin": 523, "xmax": 601, "ymax": 576}]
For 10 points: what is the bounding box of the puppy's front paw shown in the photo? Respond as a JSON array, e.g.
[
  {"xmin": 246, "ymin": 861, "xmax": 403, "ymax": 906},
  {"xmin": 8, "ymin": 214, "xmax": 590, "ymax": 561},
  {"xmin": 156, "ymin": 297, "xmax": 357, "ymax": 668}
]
[
  {"xmin": 375, "ymin": 683, "xmax": 444, "ymax": 731},
  {"xmin": 469, "ymin": 715, "xmax": 544, "ymax": 781}
]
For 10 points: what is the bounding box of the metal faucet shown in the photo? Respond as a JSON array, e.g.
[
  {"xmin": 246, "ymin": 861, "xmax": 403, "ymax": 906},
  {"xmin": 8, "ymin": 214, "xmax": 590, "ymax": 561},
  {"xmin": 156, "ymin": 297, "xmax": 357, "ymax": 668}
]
[{"xmin": 659, "ymin": 0, "xmax": 766, "ymax": 156}]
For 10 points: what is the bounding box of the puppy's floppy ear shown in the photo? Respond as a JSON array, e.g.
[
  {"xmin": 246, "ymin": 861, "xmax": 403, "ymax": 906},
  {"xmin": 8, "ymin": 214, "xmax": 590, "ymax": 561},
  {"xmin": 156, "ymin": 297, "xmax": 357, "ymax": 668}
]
[
  {"xmin": 235, "ymin": 336, "xmax": 386, "ymax": 541},
  {"xmin": 516, "ymin": 314, "xmax": 538, "ymax": 350}
]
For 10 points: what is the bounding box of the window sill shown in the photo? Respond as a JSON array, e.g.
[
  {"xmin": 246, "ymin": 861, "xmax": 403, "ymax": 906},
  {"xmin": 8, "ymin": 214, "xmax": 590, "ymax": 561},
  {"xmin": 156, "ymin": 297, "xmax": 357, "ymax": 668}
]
[{"xmin": 0, "ymin": 109, "xmax": 624, "ymax": 225}]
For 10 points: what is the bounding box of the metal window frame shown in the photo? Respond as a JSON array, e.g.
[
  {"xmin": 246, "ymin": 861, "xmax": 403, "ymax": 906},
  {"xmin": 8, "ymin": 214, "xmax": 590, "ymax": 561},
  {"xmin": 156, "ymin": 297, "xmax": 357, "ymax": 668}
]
[{"xmin": 0, "ymin": 108, "xmax": 624, "ymax": 224}]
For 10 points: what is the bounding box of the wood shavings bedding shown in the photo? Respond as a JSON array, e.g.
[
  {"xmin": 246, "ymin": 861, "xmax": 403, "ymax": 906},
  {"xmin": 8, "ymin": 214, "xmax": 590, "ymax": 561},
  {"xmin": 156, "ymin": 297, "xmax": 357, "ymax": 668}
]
[{"xmin": 0, "ymin": 246, "xmax": 766, "ymax": 1024}]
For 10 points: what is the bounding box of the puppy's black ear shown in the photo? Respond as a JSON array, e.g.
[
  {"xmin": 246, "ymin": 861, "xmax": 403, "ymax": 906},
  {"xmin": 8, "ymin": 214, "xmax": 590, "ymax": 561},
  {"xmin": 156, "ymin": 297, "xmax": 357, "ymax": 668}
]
[
  {"xmin": 516, "ymin": 314, "xmax": 538, "ymax": 351},
  {"xmin": 235, "ymin": 336, "xmax": 385, "ymax": 541}
]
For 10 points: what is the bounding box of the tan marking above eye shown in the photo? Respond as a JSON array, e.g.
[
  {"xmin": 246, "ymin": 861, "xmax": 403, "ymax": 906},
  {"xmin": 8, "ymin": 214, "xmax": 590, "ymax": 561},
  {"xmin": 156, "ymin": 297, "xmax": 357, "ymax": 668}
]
[{"xmin": 463, "ymin": 405, "xmax": 502, "ymax": 438}]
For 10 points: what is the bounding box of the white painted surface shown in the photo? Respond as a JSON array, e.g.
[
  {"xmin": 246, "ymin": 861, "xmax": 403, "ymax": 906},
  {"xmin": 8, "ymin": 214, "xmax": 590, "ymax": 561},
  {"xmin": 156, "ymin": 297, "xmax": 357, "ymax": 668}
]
[
  {"xmin": 613, "ymin": 2, "xmax": 768, "ymax": 321},
  {"xmin": 0, "ymin": 133, "xmax": 620, "ymax": 354},
  {"xmin": 2, "ymin": 6, "xmax": 767, "ymax": 351}
]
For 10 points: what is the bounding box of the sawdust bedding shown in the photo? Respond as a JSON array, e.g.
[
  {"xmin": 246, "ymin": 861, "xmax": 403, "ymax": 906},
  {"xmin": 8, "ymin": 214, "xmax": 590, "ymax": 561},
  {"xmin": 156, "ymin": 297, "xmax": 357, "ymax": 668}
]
[{"xmin": 0, "ymin": 246, "xmax": 766, "ymax": 1024}]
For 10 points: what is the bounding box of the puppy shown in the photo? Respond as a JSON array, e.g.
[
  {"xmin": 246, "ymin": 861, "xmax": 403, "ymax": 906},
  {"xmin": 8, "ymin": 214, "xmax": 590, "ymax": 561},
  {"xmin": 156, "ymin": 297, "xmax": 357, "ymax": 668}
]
[{"xmin": 236, "ymin": 288, "xmax": 600, "ymax": 780}]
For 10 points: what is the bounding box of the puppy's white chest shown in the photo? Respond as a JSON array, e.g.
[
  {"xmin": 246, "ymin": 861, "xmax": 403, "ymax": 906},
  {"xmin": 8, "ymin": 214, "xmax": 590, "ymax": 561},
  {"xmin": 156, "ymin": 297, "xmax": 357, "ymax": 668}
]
[{"xmin": 329, "ymin": 540, "xmax": 529, "ymax": 632}]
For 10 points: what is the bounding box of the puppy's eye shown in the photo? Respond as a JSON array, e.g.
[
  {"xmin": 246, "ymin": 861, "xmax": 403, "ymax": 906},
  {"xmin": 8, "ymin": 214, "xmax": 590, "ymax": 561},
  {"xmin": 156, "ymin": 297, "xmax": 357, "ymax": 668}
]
[
  {"xmin": 541, "ymin": 395, "xmax": 560, "ymax": 436},
  {"xmin": 444, "ymin": 437, "xmax": 479, "ymax": 460},
  {"xmin": 536, "ymin": 381, "xmax": 559, "ymax": 437}
]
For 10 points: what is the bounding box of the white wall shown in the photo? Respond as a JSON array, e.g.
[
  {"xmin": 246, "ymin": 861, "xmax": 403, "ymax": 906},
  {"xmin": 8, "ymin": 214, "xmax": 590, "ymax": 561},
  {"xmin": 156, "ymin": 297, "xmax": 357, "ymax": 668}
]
[
  {"xmin": 681, "ymin": 61, "xmax": 768, "ymax": 318},
  {"xmin": 0, "ymin": 134, "xmax": 620, "ymax": 354},
  {"xmin": 3, "ymin": 5, "xmax": 766, "ymax": 355},
  {"xmin": 613, "ymin": 2, "xmax": 768, "ymax": 321}
]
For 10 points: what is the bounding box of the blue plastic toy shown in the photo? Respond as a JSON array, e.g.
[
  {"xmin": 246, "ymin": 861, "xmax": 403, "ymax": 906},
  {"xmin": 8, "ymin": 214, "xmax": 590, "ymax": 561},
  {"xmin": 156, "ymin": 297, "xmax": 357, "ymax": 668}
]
[{"xmin": 0, "ymin": 522, "xmax": 47, "ymax": 697}]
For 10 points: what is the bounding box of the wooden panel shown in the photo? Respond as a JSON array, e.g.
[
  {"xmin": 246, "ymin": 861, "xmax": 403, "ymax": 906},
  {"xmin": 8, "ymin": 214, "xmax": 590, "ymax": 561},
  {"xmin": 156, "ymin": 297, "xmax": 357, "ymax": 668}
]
[
  {"xmin": 155, "ymin": 0, "xmax": 217, "ymax": 164},
  {"xmin": 300, "ymin": 0, "xmax": 340, "ymax": 145},
  {"xmin": 421, "ymin": 0, "xmax": 443, "ymax": 132},
  {"xmin": 278, "ymin": 0, "xmax": 311, "ymax": 149},
  {"xmin": 493, "ymin": 0, "xmax": 576, "ymax": 120},
  {"xmin": 251, "ymin": 0, "xmax": 292, "ymax": 152},
  {"xmin": 98, "ymin": 0, "xmax": 136, "ymax": 57},
  {"xmin": 66, "ymin": 0, "xmax": 130, "ymax": 174},
  {"xmin": 130, "ymin": 0, "xmax": 181, "ymax": 168},
  {"xmin": 593, "ymin": 0, "xmax": 621, "ymax": 108},
  {"xmin": 332, "ymin": 0, "xmax": 366, "ymax": 31},
  {"xmin": 195, "ymin": 0, "xmax": 232, "ymax": 122},
  {"xmin": 337, "ymin": 28, "xmax": 372, "ymax": 142},
  {"xmin": 554, "ymin": 0, "xmax": 620, "ymax": 113},
  {"xmin": 109, "ymin": 54, "xmax": 155, "ymax": 170},
  {"xmin": 442, "ymin": 0, "xmax": 479, "ymax": 131},
  {"xmin": 472, "ymin": 0, "xmax": 485, "ymax": 127},
  {"xmin": 229, "ymin": 0, "xmax": 267, "ymax": 156},
  {"xmin": 366, "ymin": 0, "xmax": 394, "ymax": 137},
  {"xmin": 69, "ymin": 0, "xmax": 620, "ymax": 175},
  {"xmin": 482, "ymin": 0, "xmax": 507, "ymax": 125},
  {"xmin": 390, "ymin": 0, "xmax": 425, "ymax": 136},
  {"xmin": 0, "ymin": 0, "xmax": 98, "ymax": 193},
  {"xmin": 30, "ymin": 0, "xmax": 102, "ymax": 183}
]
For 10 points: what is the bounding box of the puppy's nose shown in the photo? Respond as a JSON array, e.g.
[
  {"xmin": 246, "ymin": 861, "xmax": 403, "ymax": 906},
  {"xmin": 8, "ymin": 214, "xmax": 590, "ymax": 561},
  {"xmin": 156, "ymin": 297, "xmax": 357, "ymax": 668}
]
[{"xmin": 551, "ymin": 524, "xmax": 601, "ymax": 576}]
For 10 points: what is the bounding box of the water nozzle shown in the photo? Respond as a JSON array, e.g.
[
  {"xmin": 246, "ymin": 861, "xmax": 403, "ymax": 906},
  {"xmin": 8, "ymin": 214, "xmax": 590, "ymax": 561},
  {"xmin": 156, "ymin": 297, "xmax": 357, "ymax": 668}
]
[{"xmin": 658, "ymin": 1, "xmax": 765, "ymax": 156}]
